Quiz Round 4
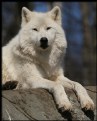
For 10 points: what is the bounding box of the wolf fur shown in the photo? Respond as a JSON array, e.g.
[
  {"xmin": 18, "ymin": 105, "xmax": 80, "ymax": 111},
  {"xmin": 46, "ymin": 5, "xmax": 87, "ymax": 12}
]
[{"xmin": 2, "ymin": 6, "xmax": 94, "ymax": 111}]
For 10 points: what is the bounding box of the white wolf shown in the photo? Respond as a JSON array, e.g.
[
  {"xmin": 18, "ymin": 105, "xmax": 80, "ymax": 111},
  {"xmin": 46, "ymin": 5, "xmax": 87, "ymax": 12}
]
[{"xmin": 2, "ymin": 6, "xmax": 94, "ymax": 112}]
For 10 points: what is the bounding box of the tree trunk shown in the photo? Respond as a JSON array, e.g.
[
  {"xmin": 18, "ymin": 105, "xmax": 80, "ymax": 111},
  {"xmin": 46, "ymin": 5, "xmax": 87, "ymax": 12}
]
[{"xmin": 81, "ymin": 2, "xmax": 96, "ymax": 85}]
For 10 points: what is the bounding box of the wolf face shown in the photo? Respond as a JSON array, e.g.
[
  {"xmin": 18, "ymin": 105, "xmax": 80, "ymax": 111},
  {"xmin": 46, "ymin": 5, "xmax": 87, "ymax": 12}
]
[{"xmin": 19, "ymin": 6, "xmax": 65, "ymax": 51}]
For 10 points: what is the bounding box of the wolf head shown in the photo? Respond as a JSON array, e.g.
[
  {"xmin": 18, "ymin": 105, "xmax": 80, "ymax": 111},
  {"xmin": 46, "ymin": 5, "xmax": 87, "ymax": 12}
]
[{"xmin": 19, "ymin": 6, "xmax": 67, "ymax": 52}]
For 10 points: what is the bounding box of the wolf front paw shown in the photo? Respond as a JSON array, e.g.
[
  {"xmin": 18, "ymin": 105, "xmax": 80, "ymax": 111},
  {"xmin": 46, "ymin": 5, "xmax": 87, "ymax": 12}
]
[
  {"xmin": 80, "ymin": 97, "xmax": 94, "ymax": 110},
  {"xmin": 58, "ymin": 103, "xmax": 73, "ymax": 120},
  {"xmin": 58, "ymin": 102, "xmax": 72, "ymax": 112}
]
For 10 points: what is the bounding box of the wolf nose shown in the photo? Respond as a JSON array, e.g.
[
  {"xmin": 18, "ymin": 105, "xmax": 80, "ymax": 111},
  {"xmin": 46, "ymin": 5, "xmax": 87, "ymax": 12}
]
[
  {"xmin": 40, "ymin": 37, "xmax": 48, "ymax": 49},
  {"xmin": 40, "ymin": 37, "xmax": 48, "ymax": 44}
]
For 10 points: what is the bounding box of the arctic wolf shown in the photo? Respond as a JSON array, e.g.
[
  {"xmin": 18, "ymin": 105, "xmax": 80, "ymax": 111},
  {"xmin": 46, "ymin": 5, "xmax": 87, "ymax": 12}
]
[{"xmin": 2, "ymin": 6, "xmax": 94, "ymax": 112}]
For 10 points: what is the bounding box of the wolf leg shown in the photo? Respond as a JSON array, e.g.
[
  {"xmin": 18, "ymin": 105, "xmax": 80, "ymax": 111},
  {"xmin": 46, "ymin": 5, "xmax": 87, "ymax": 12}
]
[
  {"xmin": 57, "ymin": 75, "xmax": 94, "ymax": 110},
  {"xmin": 17, "ymin": 76, "xmax": 72, "ymax": 111}
]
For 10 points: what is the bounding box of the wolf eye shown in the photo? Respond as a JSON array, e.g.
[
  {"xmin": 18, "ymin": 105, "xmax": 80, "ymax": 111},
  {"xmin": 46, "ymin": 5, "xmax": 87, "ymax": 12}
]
[
  {"xmin": 32, "ymin": 28, "xmax": 38, "ymax": 31},
  {"xmin": 46, "ymin": 27, "xmax": 51, "ymax": 30}
]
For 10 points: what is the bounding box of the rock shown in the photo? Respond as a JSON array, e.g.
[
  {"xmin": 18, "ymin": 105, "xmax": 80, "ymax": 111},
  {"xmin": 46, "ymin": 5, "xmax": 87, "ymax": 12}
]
[{"xmin": 2, "ymin": 86, "xmax": 97, "ymax": 120}]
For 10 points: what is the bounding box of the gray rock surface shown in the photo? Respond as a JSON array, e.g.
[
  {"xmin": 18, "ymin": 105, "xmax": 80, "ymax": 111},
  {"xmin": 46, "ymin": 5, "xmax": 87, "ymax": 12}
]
[{"xmin": 2, "ymin": 86, "xmax": 97, "ymax": 120}]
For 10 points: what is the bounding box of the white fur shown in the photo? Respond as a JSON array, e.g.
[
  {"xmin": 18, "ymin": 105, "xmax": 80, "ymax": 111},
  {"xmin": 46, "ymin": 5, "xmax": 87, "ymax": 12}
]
[{"xmin": 2, "ymin": 6, "xmax": 94, "ymax": 111}]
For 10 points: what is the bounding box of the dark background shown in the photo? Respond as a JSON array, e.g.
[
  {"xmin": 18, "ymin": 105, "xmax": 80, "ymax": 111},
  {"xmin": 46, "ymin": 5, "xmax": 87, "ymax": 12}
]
[{"xmin": 2, "ymin": 2, "xmax": 96, "ymax": 85}]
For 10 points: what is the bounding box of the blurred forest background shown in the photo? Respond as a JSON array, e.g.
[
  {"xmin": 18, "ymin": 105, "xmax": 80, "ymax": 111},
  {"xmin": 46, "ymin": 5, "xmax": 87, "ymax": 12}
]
[{"xmin": 2, "ymin": 2, "xmax": 96, "ymax": 85}]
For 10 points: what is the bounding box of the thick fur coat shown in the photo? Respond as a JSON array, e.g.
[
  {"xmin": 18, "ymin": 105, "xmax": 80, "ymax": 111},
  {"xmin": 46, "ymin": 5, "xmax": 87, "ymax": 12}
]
[{"xmin": 2, "ymin": 6, "xmax": 94, "ymax": 112}]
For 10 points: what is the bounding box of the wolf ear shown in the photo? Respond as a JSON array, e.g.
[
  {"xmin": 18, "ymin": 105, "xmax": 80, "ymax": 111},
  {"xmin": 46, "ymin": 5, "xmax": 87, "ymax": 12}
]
[
  {"xmin": 21, "ymin": 7, "xmax": 31, "ymax": 27},
  {"xmin": 50, "ymin": 6, "xmax": 62, "ymax": 25}
]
